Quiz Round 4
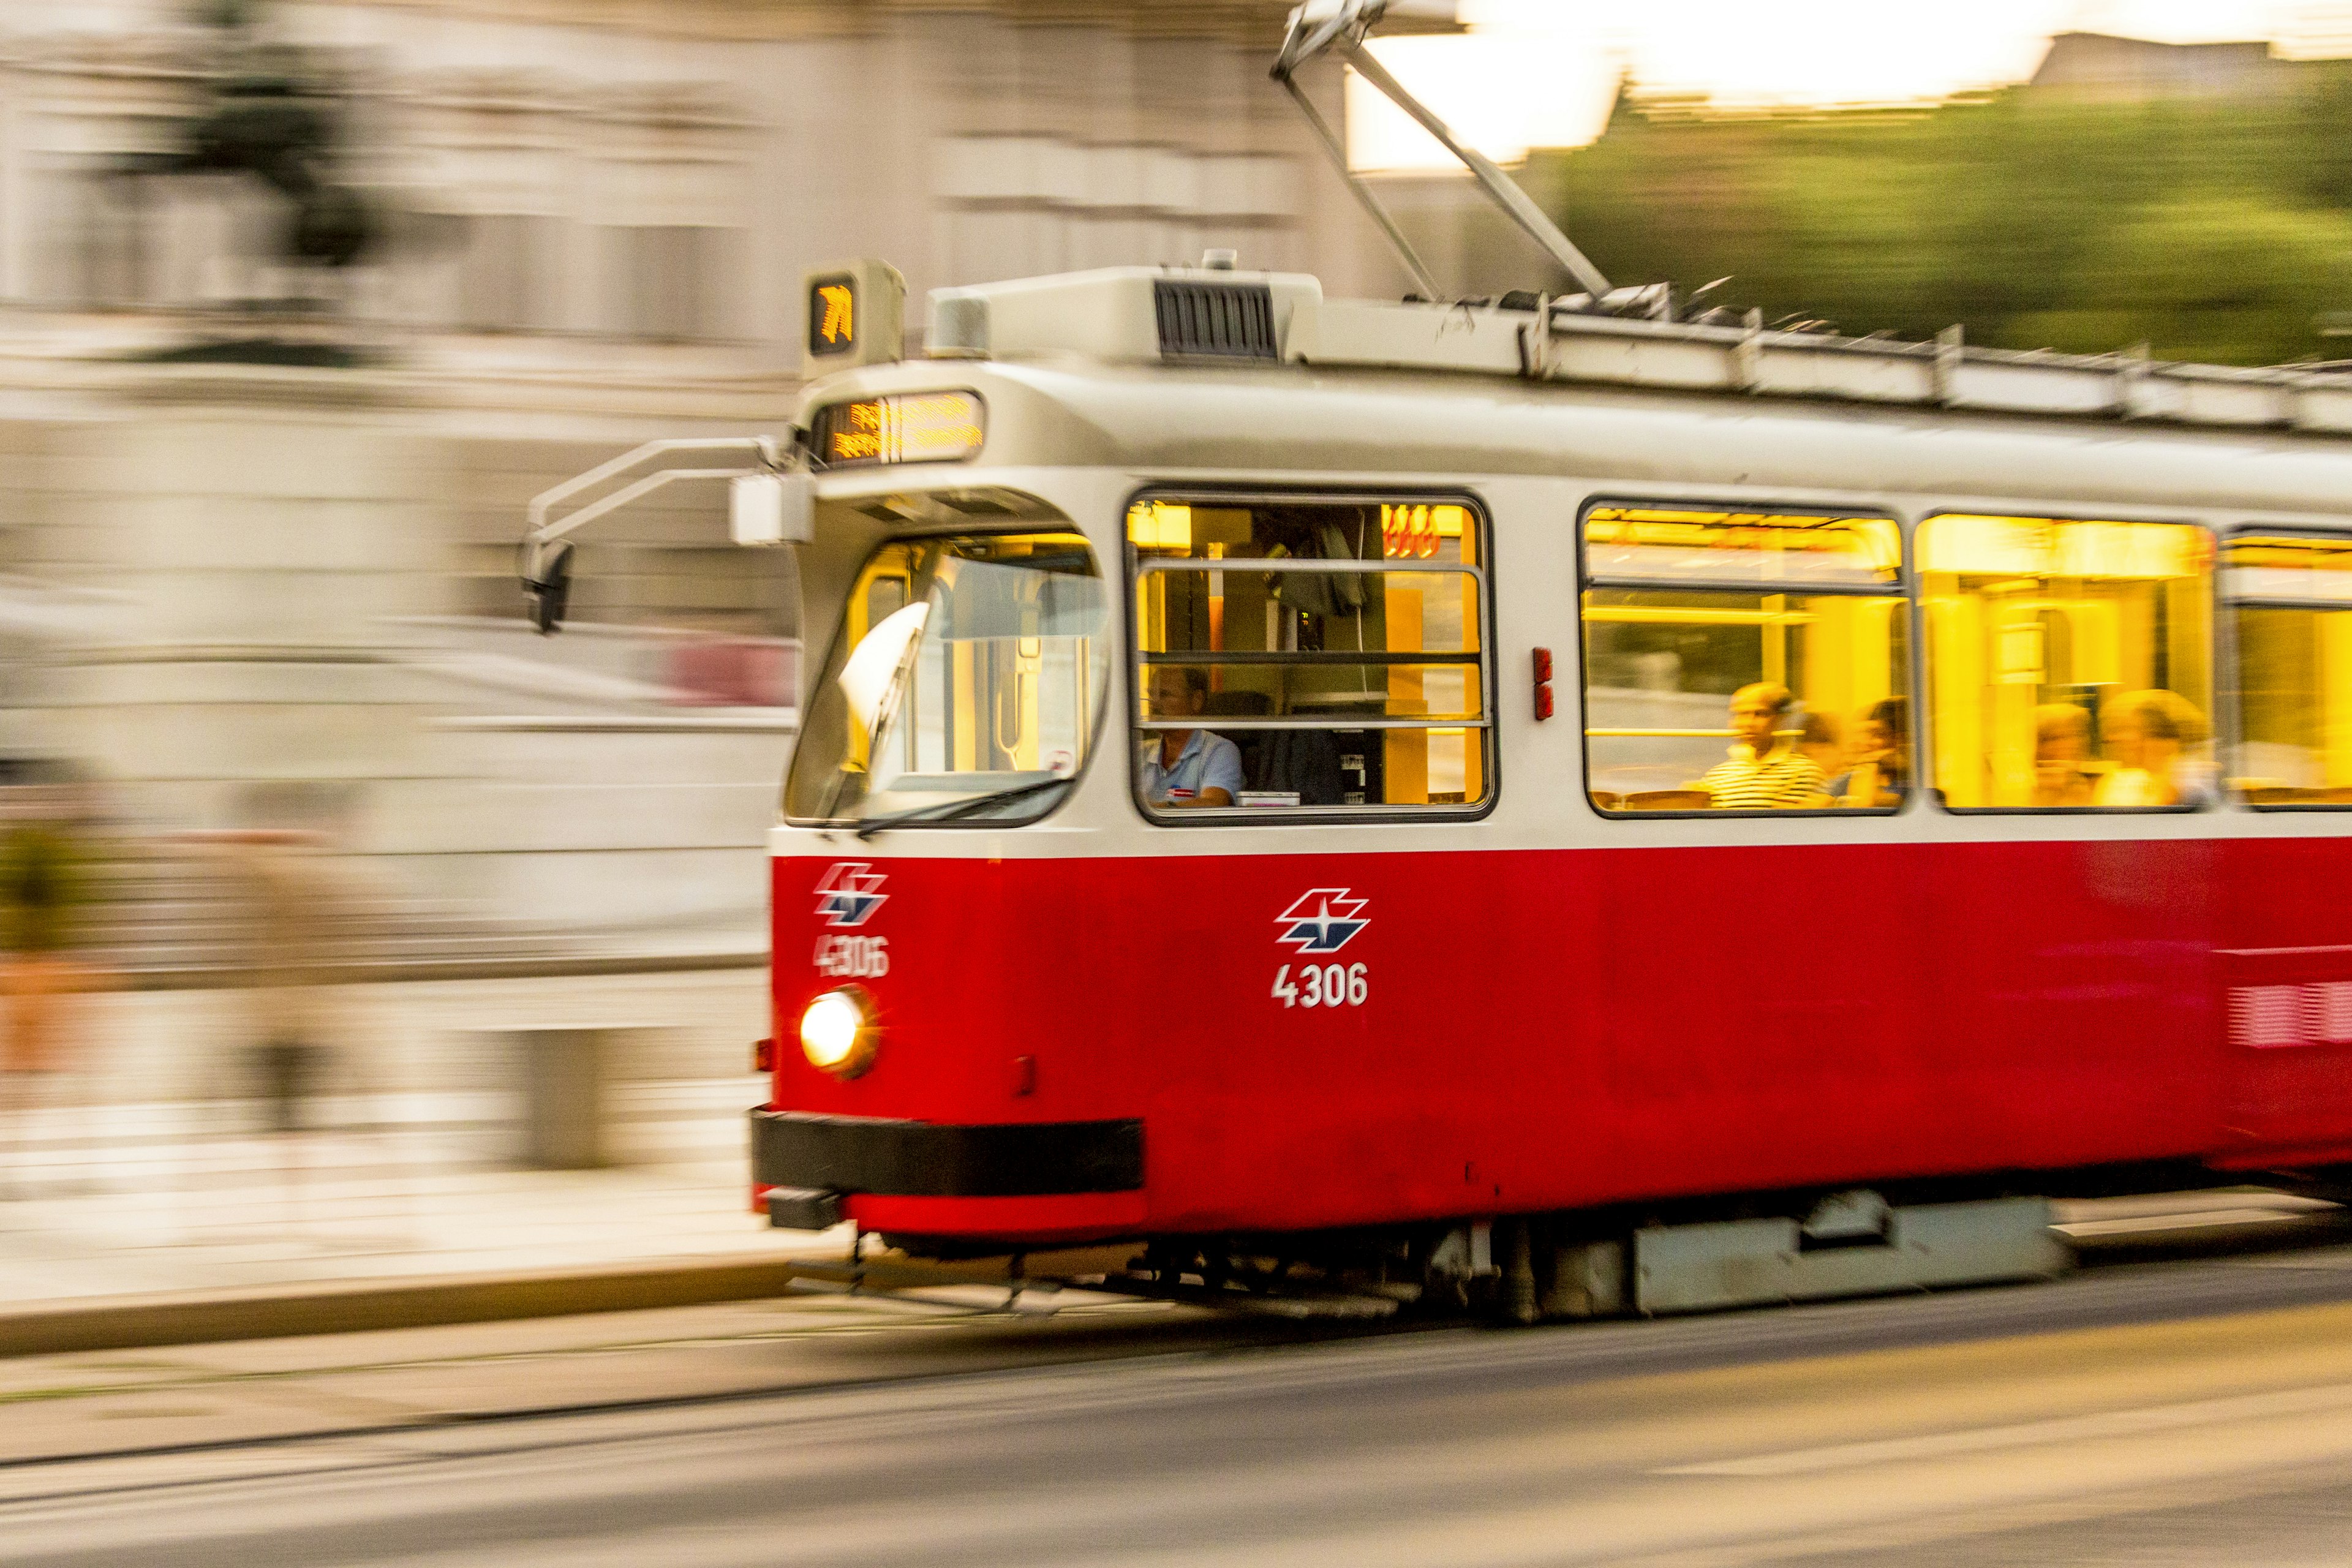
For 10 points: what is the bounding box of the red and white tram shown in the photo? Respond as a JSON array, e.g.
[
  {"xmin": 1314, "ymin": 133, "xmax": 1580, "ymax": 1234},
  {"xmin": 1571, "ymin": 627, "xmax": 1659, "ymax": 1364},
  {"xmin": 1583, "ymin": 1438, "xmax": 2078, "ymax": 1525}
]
[
  {"xmin": 508, "ymin": 3, "xmax": 2352, "ymax": 1319},
  {"xmin": 548, "ymin": 249, "xmax": 2346, "ymax": 1320},
  {"xmin": 528, "ymin": 188, "xmax": 2352, "ymax": 1315}
]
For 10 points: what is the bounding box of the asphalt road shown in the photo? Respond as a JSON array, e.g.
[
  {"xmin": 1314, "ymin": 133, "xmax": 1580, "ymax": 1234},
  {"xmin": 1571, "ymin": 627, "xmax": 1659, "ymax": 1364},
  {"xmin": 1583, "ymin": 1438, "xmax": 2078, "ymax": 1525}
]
[{"xmin": 10, "ymin": 1200, "xmax": 2352, "ymax": 1566}]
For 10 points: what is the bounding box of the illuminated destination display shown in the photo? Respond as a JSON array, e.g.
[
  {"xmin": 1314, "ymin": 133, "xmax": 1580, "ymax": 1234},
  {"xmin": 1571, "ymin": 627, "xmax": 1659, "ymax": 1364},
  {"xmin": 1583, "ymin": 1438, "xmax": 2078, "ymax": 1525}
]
[
  {"xmin": 812, "ymin": 392, "xmax": 985, "ymax": 468},
  {"xmin": 808, "ymin": 274, "xmax": 856, "ymax": 357}
]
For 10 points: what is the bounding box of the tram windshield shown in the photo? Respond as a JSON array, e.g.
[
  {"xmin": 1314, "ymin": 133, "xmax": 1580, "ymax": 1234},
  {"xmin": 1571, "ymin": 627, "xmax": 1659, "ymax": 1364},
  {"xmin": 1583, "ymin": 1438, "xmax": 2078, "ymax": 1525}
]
[{"xmin": 785, "ymin": 530, "xmax": 1109, "ymax": 827}]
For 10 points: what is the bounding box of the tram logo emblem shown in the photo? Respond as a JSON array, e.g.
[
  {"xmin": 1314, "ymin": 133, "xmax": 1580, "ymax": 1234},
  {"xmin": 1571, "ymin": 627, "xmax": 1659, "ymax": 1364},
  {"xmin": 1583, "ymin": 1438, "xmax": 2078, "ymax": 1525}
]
[
  {"xmin": 1275, "ymin": 889, "xmax": 1369, "ymax": 954},
  {"xmin": 814, "ymin": 862, "xmax": 889, "ymax": 927}
]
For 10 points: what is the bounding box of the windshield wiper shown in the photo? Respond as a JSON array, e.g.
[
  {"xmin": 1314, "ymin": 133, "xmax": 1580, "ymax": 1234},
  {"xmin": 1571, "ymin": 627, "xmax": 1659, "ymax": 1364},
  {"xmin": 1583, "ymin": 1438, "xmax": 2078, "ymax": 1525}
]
[
  {"xmin": 814, "ymin": 625, "xmax": 924, "ymax": 832},
  {"xmin": 853, "ymin": 775, "xmax": 1074, "ymax": 840}
]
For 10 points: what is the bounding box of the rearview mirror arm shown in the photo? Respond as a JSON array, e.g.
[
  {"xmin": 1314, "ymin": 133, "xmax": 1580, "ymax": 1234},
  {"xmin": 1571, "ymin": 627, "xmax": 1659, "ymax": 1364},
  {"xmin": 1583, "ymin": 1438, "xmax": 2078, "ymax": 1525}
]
[
  {"xmin": 518, "ymin": 434, "xmax": 793, "ymax": 634},
  {"xmin": 521, "ymin": 434, "xmax": 785, "ymax": 582}
]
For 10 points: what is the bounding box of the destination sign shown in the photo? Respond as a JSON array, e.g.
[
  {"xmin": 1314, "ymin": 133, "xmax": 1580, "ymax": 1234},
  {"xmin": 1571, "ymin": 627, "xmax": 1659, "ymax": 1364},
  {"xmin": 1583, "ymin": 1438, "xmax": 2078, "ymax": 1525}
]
[
  {"xmin": 812, "ymin": 393, "xmax": 984, "ymax": 468},
  {"xmin": 808, "ymin": 274, "xmax": 858, "ymax": 358}
]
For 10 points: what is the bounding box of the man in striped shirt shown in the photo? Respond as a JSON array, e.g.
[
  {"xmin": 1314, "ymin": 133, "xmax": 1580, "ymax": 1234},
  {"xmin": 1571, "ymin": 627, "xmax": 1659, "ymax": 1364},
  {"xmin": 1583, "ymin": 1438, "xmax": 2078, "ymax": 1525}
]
[{"xmin": 1700, "ymin": 683, "xmax": 1826, "ymax": 809}]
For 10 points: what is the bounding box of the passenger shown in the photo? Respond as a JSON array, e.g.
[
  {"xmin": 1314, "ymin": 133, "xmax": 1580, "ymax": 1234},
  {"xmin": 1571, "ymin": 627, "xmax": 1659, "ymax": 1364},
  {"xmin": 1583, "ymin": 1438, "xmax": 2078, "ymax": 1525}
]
[
  {"xmin": 1837, "ymin": 696, "xmax": 1910, "ymax": 808},
  {"xmin": 1798, "ymin": 712, "xmax": 1848, "ymax": 796},
  {"xmin": 1140, "ymin": 666, "xmax": 1243, "ymax": 809},
  {"xmin": 2033, "ymin": 704, "xmax": 2094, "ymax": 807},
  {"xmin": 2095, "ymin": 690, "xmax": 2213, "ymax": 808},
  {"xmin": 1700, "ymin": 683, "xmax": 1825, "ymax": 809},
  {"xmin": 0, "ymin": 782, "xmax": 99, "ymax": 1200}
]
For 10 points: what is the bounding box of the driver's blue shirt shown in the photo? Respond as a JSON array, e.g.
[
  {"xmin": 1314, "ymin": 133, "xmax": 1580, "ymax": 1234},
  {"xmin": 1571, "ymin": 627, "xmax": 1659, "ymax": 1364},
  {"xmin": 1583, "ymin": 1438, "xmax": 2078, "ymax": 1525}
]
[{"xmin": 1140, "ymin": 728, "xmax": 1245, "ymax": 806}]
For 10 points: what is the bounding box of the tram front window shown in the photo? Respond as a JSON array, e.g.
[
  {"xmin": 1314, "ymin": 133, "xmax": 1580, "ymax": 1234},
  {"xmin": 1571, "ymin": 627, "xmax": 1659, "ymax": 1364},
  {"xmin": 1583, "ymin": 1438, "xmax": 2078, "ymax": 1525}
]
[{"xmin": 784, "ymin": 530, "xmax": 1109, "ymax": 827}]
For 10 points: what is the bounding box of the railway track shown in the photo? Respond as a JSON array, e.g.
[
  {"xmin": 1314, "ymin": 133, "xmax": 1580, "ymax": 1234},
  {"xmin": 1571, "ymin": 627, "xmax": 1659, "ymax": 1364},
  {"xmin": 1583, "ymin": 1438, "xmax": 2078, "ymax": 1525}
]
[{"xmin": 0, "ymin": 1188, "xmax": 2347, "ymax": 1491}]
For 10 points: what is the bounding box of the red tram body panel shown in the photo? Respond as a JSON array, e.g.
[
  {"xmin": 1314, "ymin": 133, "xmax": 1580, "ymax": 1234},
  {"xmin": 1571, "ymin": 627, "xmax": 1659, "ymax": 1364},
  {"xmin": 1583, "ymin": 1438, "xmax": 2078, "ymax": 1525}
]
[{"xmin": 767, "ymin": 842, "xmax": 2352, "ymax": 1243}]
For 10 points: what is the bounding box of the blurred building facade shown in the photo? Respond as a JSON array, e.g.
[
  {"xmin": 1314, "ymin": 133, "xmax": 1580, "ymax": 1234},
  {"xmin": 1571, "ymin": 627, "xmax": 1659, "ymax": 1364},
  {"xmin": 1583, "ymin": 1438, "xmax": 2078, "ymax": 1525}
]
[
  {"xmin": 0, "ymin": 0, "xmax": 1406, "ymax": 962},
  {"xmin": 2027, "ymin": 32, "xmax": 2300, "ymax": 102}
]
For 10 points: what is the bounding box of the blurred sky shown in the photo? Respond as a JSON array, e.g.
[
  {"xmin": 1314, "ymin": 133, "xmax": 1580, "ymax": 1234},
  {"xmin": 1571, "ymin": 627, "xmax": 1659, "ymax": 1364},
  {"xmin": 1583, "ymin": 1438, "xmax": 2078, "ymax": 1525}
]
[{"xmin": 1350, "ymin": 0, "xmax": 2352, "ymax": 168}]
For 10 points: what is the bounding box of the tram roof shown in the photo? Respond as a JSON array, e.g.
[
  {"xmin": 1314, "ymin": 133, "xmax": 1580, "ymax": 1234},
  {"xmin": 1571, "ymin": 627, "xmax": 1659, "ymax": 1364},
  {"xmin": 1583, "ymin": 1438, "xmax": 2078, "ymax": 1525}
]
[{"xmin": 799, "ymin": 265, "xmax": 2352, "ymax": 518}]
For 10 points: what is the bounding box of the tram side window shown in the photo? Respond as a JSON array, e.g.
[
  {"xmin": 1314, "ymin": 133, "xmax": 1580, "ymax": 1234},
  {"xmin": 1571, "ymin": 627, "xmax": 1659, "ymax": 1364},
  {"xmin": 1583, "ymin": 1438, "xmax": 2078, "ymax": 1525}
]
[
  {"xmin": 2228, "ymin": 534, "xmax": 2352, "ymax": 805},
  {"xmin": 1920, "ymin": 515, "xmax": 2213, "ymax": 810},
  {"xmin": 1581, "ymin": 505, "xmax": 1910, "ymax": 813},
  {"xmin": 1127, "ymin": 496, "xmax": 1490, "ymax": 815}
]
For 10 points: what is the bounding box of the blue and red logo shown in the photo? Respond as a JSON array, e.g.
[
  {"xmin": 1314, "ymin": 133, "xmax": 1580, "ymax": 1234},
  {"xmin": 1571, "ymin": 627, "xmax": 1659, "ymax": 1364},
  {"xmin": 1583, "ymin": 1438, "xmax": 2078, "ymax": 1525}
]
[
  {"xmin": 1275, "ymin": 888, "xmax": 1369, "ymax": 954},
  {"xmin": 814, "ymin": 862, "xmax": 889, "ymax": 928}
]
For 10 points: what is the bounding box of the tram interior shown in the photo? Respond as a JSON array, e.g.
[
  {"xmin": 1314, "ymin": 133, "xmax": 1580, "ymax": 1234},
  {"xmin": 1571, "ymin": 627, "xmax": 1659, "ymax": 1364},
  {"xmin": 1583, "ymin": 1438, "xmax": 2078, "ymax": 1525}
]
[
  {"xmin": 1921, "ymin": 516, "xmax": 2211, "ymax": 809},
  {"xmin": 1581, "ymin": 507, "xmax": 2256, "ymax": 813},
  {"xmin": 1582, "ymin": 507, "xmax": 1908, "ymax": 812},
  {"xmin": 788, "ymin": 495, "xmax": 2352, "ymax": 825},
  {"xmin": 2230, "ymin": 535, "xmax": 2352, "ymax": 803},
  {"xmin": 1129, "ymin": 499, "xmax": 1490, "ymax": 811}
]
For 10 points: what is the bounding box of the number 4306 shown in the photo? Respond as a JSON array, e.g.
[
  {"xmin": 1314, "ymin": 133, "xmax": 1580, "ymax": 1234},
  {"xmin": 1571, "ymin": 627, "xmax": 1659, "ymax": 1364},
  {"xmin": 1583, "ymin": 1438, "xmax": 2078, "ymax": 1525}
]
[{"xmin": 1272, "ymin": 962, "xmax": 1367, "ymax": 1009}]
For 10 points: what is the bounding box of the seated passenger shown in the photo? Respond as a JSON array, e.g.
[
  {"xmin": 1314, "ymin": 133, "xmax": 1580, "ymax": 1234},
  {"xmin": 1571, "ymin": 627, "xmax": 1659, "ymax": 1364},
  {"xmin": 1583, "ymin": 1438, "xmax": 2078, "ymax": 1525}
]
[
  {"xmin": 1837, "ymin": 696, "xmax": 1910, "ymax": 808},
  {"xmin": 1140, "ymin": 666, "xmax": 1244, "ymax": 809},
  {"xmin": 2033, "ymin": 704, "xmax": 2094, "ymax": 807},
  {"xmin": 1700, "ymin": 683, "xmax": 1825, "ymax": 809},
  {"xmin": 1798, "ymin": 712, "xmax": 1849, "ymax": 797},
  {"xmin": 2095, "ymin": 690, "xmax": 2213, "ymax": 808}
]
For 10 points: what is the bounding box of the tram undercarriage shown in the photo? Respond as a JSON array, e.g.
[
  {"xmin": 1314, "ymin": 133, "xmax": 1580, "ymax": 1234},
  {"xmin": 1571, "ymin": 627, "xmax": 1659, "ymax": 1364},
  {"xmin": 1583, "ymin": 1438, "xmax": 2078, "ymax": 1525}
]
[
  {"xmin": 763, "ymin": 1155, "xmax": 2352, "ymax": 1323},
  {"xmin": 763, "ymin": 1190, "xmax": 2075, "ymax": 1324}
]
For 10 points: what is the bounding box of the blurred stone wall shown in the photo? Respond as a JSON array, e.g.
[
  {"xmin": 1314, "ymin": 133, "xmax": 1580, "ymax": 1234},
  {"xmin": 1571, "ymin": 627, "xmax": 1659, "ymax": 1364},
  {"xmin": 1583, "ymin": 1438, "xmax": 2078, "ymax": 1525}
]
[{"xmin": 0, "ymin": 0, "xmax": 1410, "ymax": 960}]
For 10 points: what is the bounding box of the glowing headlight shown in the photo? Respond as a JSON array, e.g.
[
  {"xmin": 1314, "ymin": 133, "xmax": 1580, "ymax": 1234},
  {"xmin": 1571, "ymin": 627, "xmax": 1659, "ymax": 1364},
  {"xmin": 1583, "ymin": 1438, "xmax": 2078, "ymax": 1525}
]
[{"xmin": 800, "ymin": 985, "xmax": 878, "ymax": 1079}]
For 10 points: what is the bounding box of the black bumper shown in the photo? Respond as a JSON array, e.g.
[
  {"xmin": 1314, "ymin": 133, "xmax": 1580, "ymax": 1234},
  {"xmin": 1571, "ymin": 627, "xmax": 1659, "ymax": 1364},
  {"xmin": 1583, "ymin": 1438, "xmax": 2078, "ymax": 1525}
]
[{"xmin": 750, "ymin": 1110, "xmax": 1145, "ymax": 1198}]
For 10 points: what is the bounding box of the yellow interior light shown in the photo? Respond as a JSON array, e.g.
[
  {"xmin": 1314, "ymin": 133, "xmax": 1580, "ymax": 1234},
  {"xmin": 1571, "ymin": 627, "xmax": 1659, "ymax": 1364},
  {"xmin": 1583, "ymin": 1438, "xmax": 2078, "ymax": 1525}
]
[
  {"xmin": 2231, "ymin": 536, "xmax": 2352, "ymax": 571},
  {"xmin": 1585, "ymin": 505, "xmax": 1898, "ymax": 578},
  {"xmin": 1921, "ymin": 515, "xmax": 2205, "ymax": 579},
  {"xmin": 1128, "ymin": 502, "xmax": 1192, "ymax": 550}
]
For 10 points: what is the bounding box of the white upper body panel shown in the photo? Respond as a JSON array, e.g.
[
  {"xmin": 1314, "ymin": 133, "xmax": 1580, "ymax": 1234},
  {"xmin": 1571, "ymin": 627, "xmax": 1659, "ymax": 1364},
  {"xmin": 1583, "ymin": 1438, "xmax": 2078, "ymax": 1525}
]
[{"xmin": 774, "ymin": 282, "xmax": 2352, "ymax": 864}]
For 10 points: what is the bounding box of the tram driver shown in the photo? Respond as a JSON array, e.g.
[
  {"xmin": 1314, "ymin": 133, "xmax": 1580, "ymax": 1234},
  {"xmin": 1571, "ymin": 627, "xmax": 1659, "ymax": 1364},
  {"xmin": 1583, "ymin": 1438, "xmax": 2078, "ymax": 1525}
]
[
  {"xmin": 1700, "ymin": 683, "xmax": 1827, "ymax": 809},
  {"xmin": 1141, "ymin": 665, "xmax": 1244, "ymax": 809}
]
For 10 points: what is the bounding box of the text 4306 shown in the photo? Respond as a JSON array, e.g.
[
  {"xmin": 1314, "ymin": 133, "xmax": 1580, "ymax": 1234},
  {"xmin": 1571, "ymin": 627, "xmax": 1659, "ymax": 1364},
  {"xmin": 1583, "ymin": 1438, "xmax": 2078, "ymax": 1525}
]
[{"xmin": 1272, "ymin": 963, "xmax": 1366, "ymax": 1009}]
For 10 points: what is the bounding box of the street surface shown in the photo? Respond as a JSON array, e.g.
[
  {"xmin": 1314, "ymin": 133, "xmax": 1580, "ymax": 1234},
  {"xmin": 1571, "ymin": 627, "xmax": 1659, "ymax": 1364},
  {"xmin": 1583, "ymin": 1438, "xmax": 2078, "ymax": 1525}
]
[{"xmin": 9, "ymin": 1200, "xmax": 2352, "ymax": 1564}]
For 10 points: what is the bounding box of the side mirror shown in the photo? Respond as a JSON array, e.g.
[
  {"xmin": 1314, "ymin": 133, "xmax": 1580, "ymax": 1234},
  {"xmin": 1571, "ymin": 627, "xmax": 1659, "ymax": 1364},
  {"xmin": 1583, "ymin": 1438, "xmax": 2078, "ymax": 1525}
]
[
  {"xmin": 731, "ymin": 471, "xmax": 814, "ymax": 547},
  {"xmin": 526, "ymin": 540, "xmax": 574, "ymax": 635}
]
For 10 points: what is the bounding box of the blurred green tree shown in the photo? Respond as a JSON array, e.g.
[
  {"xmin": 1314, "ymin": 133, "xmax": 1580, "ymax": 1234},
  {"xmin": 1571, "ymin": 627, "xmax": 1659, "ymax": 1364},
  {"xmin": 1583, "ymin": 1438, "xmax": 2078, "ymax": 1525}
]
[{"xmin": 1523, "ymin": 70, "xmax": 2352, "ymax": 366}]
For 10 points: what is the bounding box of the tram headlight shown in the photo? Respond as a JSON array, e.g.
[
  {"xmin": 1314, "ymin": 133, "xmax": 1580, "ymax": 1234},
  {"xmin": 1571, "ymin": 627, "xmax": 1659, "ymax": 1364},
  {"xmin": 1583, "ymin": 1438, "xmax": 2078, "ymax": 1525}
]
[{"xmin": 801, "ymin": 986, "xmax": 879, "ymax": 1079}]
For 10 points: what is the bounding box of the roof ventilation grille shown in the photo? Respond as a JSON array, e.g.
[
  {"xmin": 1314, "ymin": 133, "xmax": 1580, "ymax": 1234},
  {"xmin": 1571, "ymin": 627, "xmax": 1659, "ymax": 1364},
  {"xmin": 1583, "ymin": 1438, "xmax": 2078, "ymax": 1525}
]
[{"xmin": 1155, "ymin": 280, "xmax": 1277, "ymax": 361}]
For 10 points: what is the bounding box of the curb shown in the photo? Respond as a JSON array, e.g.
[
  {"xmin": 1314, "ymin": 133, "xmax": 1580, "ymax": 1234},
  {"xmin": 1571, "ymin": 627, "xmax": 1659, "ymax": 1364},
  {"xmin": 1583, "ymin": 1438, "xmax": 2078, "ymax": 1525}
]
[
  {"xmin": 0, "ymin": 1254, "xmax": 823, "ymax": 1359},
  {"xmin": 124, "ymin": 948, "xmax": 767, "ymax": 991}
]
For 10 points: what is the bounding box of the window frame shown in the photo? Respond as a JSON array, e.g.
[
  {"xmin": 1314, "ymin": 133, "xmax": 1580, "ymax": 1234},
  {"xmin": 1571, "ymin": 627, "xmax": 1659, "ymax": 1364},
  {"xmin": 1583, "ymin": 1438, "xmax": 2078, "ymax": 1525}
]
[
  {"xmin": 1123, "ymin": 484, "xmax": 1499, "ymax": 827},
  {"xmin": 1915, "ymin": 508, "xmax": 2217, "ymax": 816},
  {"xmin": 1575, "ymin": 494, "xmax": 1916, "ymax": 821},
  {"xmin": 2220, "ymin": 522, "xmax": 2352, "ymax": 812}
]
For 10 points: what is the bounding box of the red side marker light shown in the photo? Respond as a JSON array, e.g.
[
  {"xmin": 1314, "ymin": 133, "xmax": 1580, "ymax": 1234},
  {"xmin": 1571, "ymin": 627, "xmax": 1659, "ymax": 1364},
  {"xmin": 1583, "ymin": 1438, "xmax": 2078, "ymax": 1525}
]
[
  {"xmin": 1534, "ymin": 685, "xmax": 1555, "ymax": 721},
  {"xmin": 753, "ymin": 1038, "xmax": 775, "ymax": 1073},
  {"xmin": 1532, "ymin": 647, "xmax": 1553, "ymax": 684},
  {"xmin": 1532, "ymin": 647, "xmax": 1555, "ymax": 722},
  {"xmin": 1013, "ymin": 1055, "xmax": 1037, "ymax": 1097}
]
